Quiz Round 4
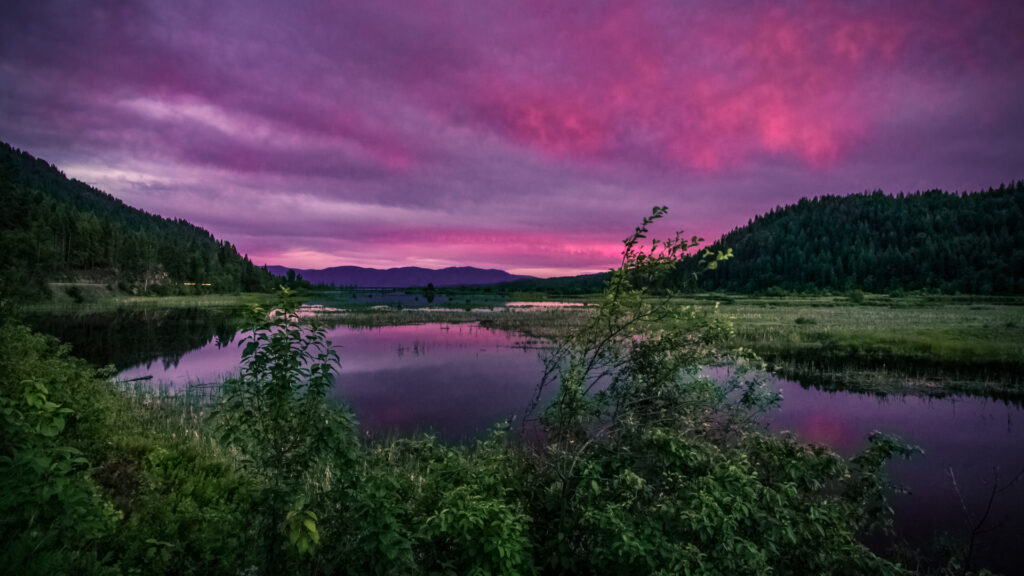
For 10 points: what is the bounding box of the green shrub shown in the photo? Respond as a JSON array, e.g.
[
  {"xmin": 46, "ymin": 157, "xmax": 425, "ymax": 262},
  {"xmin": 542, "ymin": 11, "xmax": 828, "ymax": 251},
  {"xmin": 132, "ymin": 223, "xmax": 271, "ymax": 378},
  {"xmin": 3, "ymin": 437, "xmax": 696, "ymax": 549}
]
[
  {"xmin": 109, "ymin": 438, "xmax": 258, "ymax": 576},
  {"xmin": 0, "ymin": 380, "xmax": 119, "ymax": 576},
  {"xmin": 214, "ymin": 288, "xmax": 357, "ymax": 573}
]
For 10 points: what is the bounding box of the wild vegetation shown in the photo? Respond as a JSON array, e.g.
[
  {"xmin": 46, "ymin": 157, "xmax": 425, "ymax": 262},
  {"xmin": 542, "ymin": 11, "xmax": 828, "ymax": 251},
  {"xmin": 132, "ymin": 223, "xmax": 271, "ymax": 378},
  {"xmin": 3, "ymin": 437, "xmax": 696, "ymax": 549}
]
[
  {"xmin": 3, "ymin": 208, "xmax": 996, "ymax": 575},
  {"xmin": 0, "ymin": 142, "xmax": 279, "ymax": 300}
]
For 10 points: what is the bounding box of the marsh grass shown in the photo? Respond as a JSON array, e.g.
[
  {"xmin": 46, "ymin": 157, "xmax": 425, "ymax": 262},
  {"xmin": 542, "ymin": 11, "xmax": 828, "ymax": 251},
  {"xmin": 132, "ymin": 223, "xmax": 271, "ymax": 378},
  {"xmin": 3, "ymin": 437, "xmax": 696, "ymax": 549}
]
[
  {"xmin": 683, "ymin": 294, "xmax": 1024, "ymax": 396},
  {"xmin": 113, "ymin": 379, "xmax": 223, "ymax": 440},
  {"xmin": 21, "ymin": 292, "xmax": 275, "ymax": 316},
  {"xmin": 777, "ymin": 362, "xmax": 1024, "ymax": 405}
]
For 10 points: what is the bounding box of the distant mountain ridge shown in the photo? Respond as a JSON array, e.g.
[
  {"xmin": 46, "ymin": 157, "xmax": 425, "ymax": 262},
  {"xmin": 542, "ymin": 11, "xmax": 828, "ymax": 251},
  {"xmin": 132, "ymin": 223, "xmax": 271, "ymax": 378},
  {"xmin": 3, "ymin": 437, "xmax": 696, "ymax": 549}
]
[{"xmin": 266, "ymin": 265, "xmax": 534, "ymax": 288}]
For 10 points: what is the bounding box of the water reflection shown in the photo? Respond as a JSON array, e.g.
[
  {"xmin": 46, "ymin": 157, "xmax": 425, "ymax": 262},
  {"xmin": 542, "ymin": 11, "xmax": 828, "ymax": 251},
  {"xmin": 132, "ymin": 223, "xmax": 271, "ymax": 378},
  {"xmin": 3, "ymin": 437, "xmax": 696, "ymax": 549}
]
[
  {"xmin": 116, "ymin": 322, "xmax": 548, "ymax": 440},
  {"xmin": 766, "ymin": 374, "xmax": 1023, "ymax": 573},
  {"xmin": 334, "ymin": 324, "xmax": 547, "ymax": 439},
  {"xmin": 26, "ymin": 307, "xmax": 243, "ymax": 370}
]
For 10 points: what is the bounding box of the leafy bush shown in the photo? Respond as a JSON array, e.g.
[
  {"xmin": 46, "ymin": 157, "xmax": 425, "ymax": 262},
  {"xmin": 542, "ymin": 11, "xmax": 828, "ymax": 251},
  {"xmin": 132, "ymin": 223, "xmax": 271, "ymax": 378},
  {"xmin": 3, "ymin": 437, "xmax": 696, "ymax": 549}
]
[
  {"xmin": 516, "ymin": 207, "xmax": 907, "ymax": 574},
  {"xmin": 0, "ymin": 376, "xmax": 119, "ymax": 576},
  {"xmin": 214, "ymin": 288, "xmax": 357, "ymax": 573},
  {"xmin": 107, "ymin": 438, "xmax": 258, "ymax": 576}
]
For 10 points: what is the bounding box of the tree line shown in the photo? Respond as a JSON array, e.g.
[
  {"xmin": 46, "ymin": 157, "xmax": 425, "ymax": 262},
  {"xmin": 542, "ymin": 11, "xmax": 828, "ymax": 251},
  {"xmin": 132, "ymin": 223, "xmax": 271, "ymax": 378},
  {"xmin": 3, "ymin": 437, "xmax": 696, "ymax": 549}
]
[
  {"xmin": 0, "ymin": 142, "xmax": 279, "ymax": 300},
  {"xmin": 679, "ymin": 184, "xmax": 1024, "ymax": 294}
]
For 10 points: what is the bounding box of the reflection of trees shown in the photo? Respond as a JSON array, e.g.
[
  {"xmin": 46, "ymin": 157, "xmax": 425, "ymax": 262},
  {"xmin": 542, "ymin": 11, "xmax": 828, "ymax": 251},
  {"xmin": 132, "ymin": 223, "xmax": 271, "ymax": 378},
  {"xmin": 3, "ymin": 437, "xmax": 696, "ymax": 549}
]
[
  {"xmin": 25, "ymin": 307, "xmax": 245, "ymax": 370},
  {"xmin": 776, "ymin": 361, "xmax": 1024, "ymax": 408}
]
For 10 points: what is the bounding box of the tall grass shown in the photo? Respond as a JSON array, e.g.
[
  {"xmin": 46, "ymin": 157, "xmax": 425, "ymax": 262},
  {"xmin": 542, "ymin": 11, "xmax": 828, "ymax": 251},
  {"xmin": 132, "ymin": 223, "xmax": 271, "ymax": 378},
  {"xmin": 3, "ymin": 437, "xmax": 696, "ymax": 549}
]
[
  {"xmin": 21, "ymin": 292, "xmax": 275, "ymax": 316},
  {"xmin": 113, "ymin": 378, "xmax": 223, "ymax": 444},
  {"xmin": 688, "ymin": 295, "xmax": 1024, "ymax": 396}
]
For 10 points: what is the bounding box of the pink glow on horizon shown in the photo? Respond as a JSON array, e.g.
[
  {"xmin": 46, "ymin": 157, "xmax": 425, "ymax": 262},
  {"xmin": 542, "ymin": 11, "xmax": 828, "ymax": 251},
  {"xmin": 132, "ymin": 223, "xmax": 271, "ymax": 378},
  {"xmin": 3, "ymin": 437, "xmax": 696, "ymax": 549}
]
[
  {"xmin": 250, "ymin": 229, "xmax": 625, "ymax": 275},
  {"xmin": 1, "ymin": 0, "xmax": 1022, "ymax": 274}
]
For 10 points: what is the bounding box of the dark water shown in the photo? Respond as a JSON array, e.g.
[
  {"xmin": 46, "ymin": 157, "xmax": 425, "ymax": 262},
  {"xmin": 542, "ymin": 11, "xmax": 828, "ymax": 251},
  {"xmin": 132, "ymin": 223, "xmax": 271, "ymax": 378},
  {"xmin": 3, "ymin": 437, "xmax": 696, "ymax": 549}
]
[
  {"xmin": 766, "ymin": 378, "xmax": 1023, "ymax": 571},
  {"xmin": 27, "ymin": 308, "xmax": 1024, "ymax": 572}
]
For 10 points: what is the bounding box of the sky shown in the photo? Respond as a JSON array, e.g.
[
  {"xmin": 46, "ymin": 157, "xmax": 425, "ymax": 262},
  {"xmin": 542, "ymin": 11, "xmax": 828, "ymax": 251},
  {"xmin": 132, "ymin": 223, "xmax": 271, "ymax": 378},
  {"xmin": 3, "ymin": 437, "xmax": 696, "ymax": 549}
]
[{"xmin": 2, "ymin": 1, "xmax": 1022, "ymax": 276}]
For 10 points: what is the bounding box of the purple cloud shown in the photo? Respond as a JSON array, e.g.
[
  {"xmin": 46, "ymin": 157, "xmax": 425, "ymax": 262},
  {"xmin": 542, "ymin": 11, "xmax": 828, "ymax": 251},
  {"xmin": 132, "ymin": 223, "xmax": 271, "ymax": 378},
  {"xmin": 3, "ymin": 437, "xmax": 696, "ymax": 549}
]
[{"xmin": 2, "ymin": 0, "xmax": 1022, "ymax": 275}]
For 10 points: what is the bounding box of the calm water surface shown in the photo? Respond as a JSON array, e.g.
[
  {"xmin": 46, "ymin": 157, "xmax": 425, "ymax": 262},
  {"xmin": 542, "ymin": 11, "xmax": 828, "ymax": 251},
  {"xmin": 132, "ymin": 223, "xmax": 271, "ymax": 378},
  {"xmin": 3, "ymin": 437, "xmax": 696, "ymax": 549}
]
[
  {"xmin": 118, "ymin": 322, "xmax": 549, "ymax": 439},
  {"xmin": 31, "ymin": 310, "xmax": 1024, "ymax": 571},
  {"xmin": 767, "ymin": 379, "xmax": 1022, "ymax": 570}
]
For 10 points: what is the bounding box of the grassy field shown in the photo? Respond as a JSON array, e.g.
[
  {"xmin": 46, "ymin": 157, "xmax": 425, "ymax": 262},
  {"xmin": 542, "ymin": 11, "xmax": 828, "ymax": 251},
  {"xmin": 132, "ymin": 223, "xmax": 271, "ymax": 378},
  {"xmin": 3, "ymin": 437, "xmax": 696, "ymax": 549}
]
[
  {"xmin": 696, "ymin": 294, "xmax": 1024, "ymax": 398},
  {"xmin": 22, "ymin": 285, "xmax": 275, "ymax": 315}
]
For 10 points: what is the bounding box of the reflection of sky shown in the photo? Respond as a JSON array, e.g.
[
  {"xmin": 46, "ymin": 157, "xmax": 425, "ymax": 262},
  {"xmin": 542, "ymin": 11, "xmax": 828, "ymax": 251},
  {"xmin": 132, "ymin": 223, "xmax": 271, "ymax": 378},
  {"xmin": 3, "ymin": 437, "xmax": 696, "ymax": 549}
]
[
  {"xmin": 333, "ymin": 323, "xmax": 535, "ymax": 373},
  {"xmin": 118, "ymin": 338, "xmax": 241, "ymax": 387},
  {"xmin": 117, "ymin": 322, "xmax": 548, "ymax": 439},
  {"xmin": 331, "ymin": 324, "xmax": 551, "ymax": 439},
  {"xmin": 336, "ymin": 346, "xmax": 544, "ymax": 440},
  {"xmin": 768, "ymin": 376, "xmax": 1023, "ymax": 573}
]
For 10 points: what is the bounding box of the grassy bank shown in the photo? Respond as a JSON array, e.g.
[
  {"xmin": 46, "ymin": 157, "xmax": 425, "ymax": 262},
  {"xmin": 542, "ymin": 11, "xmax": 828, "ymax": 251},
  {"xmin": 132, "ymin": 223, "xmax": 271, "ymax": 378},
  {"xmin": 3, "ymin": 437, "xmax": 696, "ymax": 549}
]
[
  {"xmin": 704, "ymin": 294, "xmax": 1024, "ymax": 397},
  {"xmin": 21, "ymin": 290, "xmax": 276, "ymax": 315}
]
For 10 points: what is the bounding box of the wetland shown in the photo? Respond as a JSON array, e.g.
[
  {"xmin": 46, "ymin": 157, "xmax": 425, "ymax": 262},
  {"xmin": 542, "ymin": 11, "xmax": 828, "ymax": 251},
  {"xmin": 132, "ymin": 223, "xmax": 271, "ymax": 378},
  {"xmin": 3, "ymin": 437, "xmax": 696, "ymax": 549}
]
[{"xmin": 22, "ymin": 291, "xmax": 1024, "ymax": 573}]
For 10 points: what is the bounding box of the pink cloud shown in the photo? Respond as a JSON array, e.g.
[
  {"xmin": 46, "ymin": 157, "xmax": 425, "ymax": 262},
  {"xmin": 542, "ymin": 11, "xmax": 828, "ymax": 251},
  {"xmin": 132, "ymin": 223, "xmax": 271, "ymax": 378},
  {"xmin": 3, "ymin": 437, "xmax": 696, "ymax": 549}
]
[
  {"xmin": 1, "ymin": 0, "xmax": 1022, "ymax": 275},
  {"xmin": 452, "ymin": 1, "xmax": 920, "ymax": 170}
]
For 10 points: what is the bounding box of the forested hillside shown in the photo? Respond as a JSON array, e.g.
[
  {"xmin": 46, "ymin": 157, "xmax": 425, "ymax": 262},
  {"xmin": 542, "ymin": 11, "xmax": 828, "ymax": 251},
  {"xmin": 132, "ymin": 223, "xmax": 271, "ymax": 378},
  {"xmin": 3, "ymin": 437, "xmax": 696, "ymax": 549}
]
[
  {"xmin": 0, "ymin": 142, "xmax": 277, "ymax": 299},
  {"xmin": 682, "ymin": 184, "xmax": 1024, "ymax": 294},
  {"xmin": 493, "ymin": 271, "xmax": 609, "ymax": 295}
]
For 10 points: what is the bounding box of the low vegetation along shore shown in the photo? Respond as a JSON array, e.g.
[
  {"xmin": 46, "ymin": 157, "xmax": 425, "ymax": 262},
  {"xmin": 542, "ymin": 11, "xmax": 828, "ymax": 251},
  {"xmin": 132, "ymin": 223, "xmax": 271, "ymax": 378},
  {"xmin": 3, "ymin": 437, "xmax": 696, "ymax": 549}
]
[{"xmin": 717, "ymin": 294, "xmax": 1024, "ymax": 398}]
